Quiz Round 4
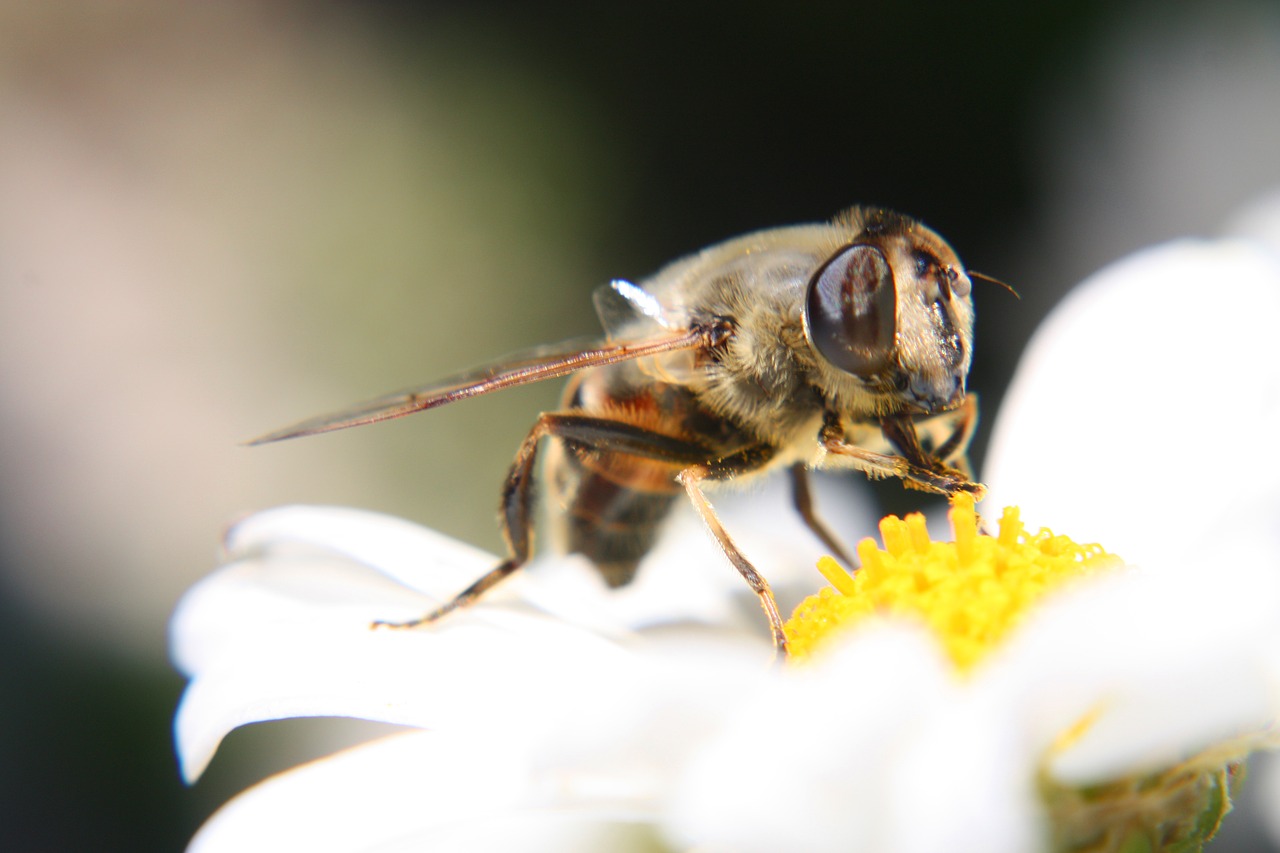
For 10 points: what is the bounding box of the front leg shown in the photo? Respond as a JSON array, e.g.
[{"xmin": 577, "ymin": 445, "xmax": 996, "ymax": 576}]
[{"xmin": 820, "ymin": 411, "xmax": 985, "ymax": 498}]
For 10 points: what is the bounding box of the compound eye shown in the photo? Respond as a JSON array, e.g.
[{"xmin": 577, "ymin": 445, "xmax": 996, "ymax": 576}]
[{"xmin": 804, "ymin": 244, "xmax": 897, "ymax": 376}]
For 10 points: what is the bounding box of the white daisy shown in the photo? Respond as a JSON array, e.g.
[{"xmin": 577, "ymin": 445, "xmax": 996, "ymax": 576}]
[{"xmin": 173, "ymin": 206, "xmax": 1280, "ymax": 852}]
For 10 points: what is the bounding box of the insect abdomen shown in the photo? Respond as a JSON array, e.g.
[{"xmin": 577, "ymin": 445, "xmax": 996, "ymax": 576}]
[
  {"xmin": 548, "ymin": 371, "xmax": 728, "ymax": 586},
  {"xmin": 554, "ymin": 451, "xmax": 679, "ymax": 587}
]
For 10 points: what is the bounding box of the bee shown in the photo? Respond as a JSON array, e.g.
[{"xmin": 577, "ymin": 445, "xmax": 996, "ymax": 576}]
[{"xmin": 252, "ymin": 206, "xmax": 984, "ymax": 655}]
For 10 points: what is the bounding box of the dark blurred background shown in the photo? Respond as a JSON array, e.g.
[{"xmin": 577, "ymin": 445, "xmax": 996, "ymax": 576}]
[{"xmin": 1, "ymin": 1, "xmax": 1279, "ymax": 849}]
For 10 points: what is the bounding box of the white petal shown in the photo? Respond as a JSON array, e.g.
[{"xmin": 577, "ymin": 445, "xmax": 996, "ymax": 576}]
[
  {"xmin": 664, "ymin": 622, "xmax": 956, "ymax": 853},
  {"xmin": 189, "ymin": 729, "xmax": 531, "ymax": 853},
  {"xmin": 224, "ymin": 504, "xmax": 499, "ymax": 597},
  {"xmin": 529, "ymin": 627, "xmax": 772, "ymax": 810},
  {"xmin": 886, "ymin": 688, "xmax": 1041, "ymax": 853},
  {"xmin": 172, "ymin": 550, "xmax": 640, "ymax": 783},
  {"xmin": 980, "ymin": 215, "xmax": 1280, "ymax": 824},
  {"xmin": 411, "ymin": 816, "xmax": 664, "ymax": 853},
  {"xmin": 985, "ymin": 559, "xmax": 1280, "ymax": 784},
  {"xmin": 171, "ymin": 550, "xmax": 437, "ymax": 678},
  {"xmin": 985, "ymin": 238, "xmax": 1280, "ymax": 571}
]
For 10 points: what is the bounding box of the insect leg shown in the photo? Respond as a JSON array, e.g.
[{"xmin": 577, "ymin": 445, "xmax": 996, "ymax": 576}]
[
  {"xmin": 878, "ymin": 412, "xmax": 985, "ymax": 498},
  {"xmin": 789, "ymin": 464, "xmax": 856, "ymax": 568},
  {"xmin": 372, "ymin": 414, "xmax": 553, "ymax": 629},
  {"xmin": 820, "ymin": 411, "xmax": 985, "ymax": 498},
  {"xmin": 375, "ymin": 412, "xmax": 712, "ymax": 630},
  {"xmin": 372, "ymin": 556, "xmax": 523, "ymax": 630},
  {"xmin": 678, "ymin": 447, "xmax": 790, "ymax": 657},
  {"xmin": 925, "ymin": 394, "xmax": 978, "ymax": 473}
]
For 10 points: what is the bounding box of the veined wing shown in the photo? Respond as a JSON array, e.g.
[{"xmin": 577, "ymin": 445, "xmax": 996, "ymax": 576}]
[{"xmin": 247, "ymin": 322, "xmax": 727, "ymax": 445}]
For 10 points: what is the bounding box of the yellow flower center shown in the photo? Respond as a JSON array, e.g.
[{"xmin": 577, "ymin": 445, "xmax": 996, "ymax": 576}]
[
  {"xmin": 784, "ymin": 493, "xmax": 1122, "ymax": 670},
  {"xmin": 784, "ymin": 494, "xmax": 1251, "ymax": 847}
]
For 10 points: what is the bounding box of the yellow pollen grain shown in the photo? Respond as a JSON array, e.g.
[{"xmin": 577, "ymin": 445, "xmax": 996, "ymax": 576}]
[{"xmin": 784, "ymin": 493, "xmax": 1122, "ymax": 671}]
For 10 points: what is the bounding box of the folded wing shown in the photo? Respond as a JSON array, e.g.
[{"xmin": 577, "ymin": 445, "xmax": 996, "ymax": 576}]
[{"xmin": 247, "ymin": 324, "xmax": 721, "ymax": 445}]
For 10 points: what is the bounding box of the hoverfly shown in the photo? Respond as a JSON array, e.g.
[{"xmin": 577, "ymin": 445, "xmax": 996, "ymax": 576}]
[{"xmin": 252, "ymin": 206, "xmax": 984, "ymax": 655}]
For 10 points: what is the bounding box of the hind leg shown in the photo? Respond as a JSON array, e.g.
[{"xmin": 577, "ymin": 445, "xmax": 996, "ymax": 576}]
[{"xmin": 376, "ymin": 411, "xmax": 711, "ymax": 629}]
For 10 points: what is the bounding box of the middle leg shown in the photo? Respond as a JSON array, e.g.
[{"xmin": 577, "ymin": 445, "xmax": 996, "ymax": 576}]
[
  {"xmin": 677, "ymin": 445, "xmax": 789, "ymax": 656},
  {"xmin": 789, "ymin": 463, "xmax": 856, "ymax": 568}
]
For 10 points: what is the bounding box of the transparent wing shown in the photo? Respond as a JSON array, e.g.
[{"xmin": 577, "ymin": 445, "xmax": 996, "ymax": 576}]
[
  {"xmin": 592, "ymin": 279, "xmax": 675, "ymax": 338},
  {"xmin": 247, "ymin": 324, "xmax": 720, "ymax": 445}
]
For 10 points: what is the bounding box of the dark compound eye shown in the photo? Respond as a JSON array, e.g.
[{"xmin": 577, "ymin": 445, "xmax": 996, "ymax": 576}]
[{"xmin": 804, "ymin": 244, "xmax": 897, "ymax": 377}]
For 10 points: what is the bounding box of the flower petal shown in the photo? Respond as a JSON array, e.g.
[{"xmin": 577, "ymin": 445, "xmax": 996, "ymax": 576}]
[
  {"xmin": 886, "ymin": 686, "xmax": 1040, "ymax": 853},
  {"xmin": 985, "ymin": 238, "xmax": 1280, "ymax": 571},
  {"xmin": 193, "ymin": 723, "xmax": 664, "ymax": 853},
  {"xmin": 188, "ymin": 729, "xmax": 533, "ymax": 853},
  {"xmin": 663, "ymin": 622, "xmax": 959, "ymax": 853},
  {"xmin": 171, "ymin": 546, "xmax": 641, "ymax": 783},
  {"xmin": 990, "ymin": 560, "xmax": 1280, "ymax": 784},
  {"xmin": 224, "ymin": 504, "xmax": 500, "ymax": 597}
]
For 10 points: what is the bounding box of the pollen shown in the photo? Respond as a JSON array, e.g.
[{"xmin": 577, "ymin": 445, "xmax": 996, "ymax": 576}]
[{"xmin": 784, "ymin": 493, "xmax": 1122, "ymax": 670}]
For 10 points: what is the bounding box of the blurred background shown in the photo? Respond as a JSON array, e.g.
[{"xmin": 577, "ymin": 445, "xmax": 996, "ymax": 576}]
[{"xmin": 1, "ymin": 1, "xmax": 1279, "ymax": 849}]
